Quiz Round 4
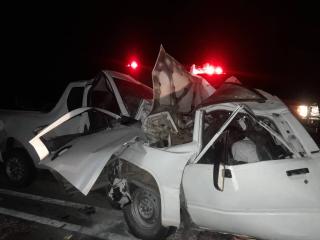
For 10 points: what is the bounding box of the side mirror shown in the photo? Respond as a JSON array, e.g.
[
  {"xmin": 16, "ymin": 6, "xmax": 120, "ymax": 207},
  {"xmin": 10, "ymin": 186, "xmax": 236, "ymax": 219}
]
[
  {"xmin": 213, "ymin": 162, "xmax": 225, "ymax": 191},
  {"xmin": 213, "ymin": 131, "xmax": 228, "ymax": 191}
]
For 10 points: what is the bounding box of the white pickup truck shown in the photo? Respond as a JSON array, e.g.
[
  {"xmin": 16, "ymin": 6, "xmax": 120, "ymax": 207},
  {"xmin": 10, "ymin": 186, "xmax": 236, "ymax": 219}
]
[
  {"xmin": 28, "ymin": 47, "xmax": 320, "ymax": 240},
  {"xmin": 0, "ymin": 71, "xmax": 152, "ymax": 187}
]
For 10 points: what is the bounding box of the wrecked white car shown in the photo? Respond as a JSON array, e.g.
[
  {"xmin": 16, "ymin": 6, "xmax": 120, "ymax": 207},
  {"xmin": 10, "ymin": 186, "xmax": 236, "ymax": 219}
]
[
  {"xmin": 0, "ymin": 70, "xmax": 152, "ymax": 187},
  {"xmin": 30, "ymin": 48, "xmax": 320, "ymax": 240}
]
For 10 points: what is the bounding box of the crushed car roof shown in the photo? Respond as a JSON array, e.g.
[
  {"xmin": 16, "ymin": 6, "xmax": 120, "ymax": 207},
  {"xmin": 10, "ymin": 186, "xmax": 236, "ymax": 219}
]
[{"xmin": 199, "ymin": 82, "xmax": 267, "ymax": 107}]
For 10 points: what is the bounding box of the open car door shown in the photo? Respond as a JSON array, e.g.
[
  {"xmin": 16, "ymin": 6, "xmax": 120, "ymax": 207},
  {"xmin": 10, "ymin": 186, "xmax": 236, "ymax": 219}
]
[
  {"xmin": 182, "ymin": 104, "xmax": 320, "ymax": 240},
  {"xmin": 30, "ymin": 107, "xmax": 144, "ymax": 195}
]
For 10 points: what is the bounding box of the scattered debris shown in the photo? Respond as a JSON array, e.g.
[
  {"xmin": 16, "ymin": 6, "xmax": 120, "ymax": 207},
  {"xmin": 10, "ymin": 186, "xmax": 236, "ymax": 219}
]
[
  {"xmin": 108, "ymin": 178, "xmax": 130, "ymax": 208},
  {"xmin": 63, "ymin": 234, "xmax": 73, "ymax": 240}
]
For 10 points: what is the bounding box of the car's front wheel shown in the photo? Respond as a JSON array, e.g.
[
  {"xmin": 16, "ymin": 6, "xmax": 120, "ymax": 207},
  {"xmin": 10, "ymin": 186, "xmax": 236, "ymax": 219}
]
[
  {"xmin": 123, "ymin": 187, "xmax": 168, "ymax": 240},
  {"xmin": 4, "ymin": 149, "xmax": 36, "ymax": 187}
]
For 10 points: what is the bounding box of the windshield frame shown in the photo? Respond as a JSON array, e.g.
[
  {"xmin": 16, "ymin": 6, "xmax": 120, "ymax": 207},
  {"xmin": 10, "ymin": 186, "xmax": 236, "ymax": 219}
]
[{"xmin": 199, "ymin": 83, "xmax": 266, "ymax": 108}]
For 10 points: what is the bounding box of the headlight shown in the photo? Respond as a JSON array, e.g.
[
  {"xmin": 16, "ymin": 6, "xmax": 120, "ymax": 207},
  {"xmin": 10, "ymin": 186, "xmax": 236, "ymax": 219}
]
[
  {"xmin": 310, "ymin": 105, "xmax": 319, "ymax": 117},
  {"xmin": 297, "ymin": 105, "xmax": 309, "ymax": 118},
  {"xmin": 296, "ymin": 104, "xmax": 319, "ymax": 119}
]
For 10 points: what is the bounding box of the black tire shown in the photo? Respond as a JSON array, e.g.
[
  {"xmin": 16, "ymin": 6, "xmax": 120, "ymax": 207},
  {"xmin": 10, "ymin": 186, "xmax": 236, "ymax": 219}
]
[
  {"xmin": 4, "ymin": 148, "xmax": 36, "ymax": 187},
  {"xmin": 123, "ymin": 187, "xmax": 168, "ymax": 240}
]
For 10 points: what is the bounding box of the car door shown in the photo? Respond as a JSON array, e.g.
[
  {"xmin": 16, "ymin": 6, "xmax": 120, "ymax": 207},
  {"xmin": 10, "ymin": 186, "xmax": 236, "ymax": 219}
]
[
  {"xmin": 30, "ymin": 107, "xmax": 144, "ymax": 195},
  {"xmin": 52, "ymin": 86, "xmax": 88, "ymax": 137},
  {"xmin": 182, "ymin": 105, "xmax": 320, "ymax": 240}
]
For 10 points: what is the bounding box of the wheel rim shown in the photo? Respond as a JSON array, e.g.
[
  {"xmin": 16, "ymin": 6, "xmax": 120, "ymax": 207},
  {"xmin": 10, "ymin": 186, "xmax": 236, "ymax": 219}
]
[
  {"xmin": 131, "ymin": 189, "xmax": 160, "ymax": 228},
  {"xmin": 6, "ymin": 157, "xmax": 25, "ymax": 181}
]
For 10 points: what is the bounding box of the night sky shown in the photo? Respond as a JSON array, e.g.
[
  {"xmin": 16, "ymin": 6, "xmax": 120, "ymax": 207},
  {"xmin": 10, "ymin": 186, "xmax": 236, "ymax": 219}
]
[{"xmin": 2, "ymin": 1, "xmax": 320, "ymax": 110}]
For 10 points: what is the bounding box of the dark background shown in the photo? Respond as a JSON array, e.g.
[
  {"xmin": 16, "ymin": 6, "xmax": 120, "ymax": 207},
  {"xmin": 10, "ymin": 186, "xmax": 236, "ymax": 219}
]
[{"xmin": 1, "ymin": 1, "xmax": 320, "ymax": 110}]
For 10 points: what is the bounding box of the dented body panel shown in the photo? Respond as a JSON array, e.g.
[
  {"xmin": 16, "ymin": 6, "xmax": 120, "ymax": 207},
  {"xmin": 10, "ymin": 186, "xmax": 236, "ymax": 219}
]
[
  {"xmin": 27, "ymin": 70, "xmax": 152, "ymax": 191},
  {"xmin": 1, "ymin": 70, "xmax": 152, "ymax": 169},
  {"xmin": 118, "ymin": 141, "xmax": 198, "ymax": 226},
  {"xmin": 30, "ymin": 106, "xmax": 145, "ymax": 195},
  {"xmin": 183, "ymin": 158, "xmax": 320, "ymax": 240},
  {"xmin": 43, "ymin": 126, "xmax": 143, "ymax": 195},
  {"xmin": 117, "ymin": 97, "xmax": 320, "ymax": 239},
  {"xmin": 0, "ymin": 80, "xmax": 90, "ymax": 166}
]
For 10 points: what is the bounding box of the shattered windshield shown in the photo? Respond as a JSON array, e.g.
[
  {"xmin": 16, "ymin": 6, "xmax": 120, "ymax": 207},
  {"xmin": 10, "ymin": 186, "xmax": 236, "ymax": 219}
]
[{"xmin": 201, "ymin": 83, "xmax": 266, "ymax": 106}]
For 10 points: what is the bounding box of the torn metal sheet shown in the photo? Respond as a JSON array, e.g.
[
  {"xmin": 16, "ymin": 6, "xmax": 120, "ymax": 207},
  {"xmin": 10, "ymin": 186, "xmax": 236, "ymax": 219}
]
[
  {"xmin": 151, "ymin": 46, "xmax": 215, "ymax": 115},
  {"xmin": 143, "ymin": 46, "xmax": 215, "ymax": 146},
  {"xmin": 40, "ymin": 126, "xmax": 143, "ymax": 195},
  {"xmin": 30, "ymin": 107, "xmax": 145, "ymax": 195}
]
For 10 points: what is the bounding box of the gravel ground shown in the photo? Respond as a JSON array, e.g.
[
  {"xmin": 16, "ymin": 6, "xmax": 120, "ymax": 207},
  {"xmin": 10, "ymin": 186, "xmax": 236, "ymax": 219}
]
[
  {"xmin": 0, "ymin": 215, "xmax": 101, "ymax": 240},
  {"xmin": 0, "ymin": 214, "xmax": 252, "ymax": 240},
  {"xmin": 0, "ymin": 215, "xmax": 31, "ymax": 240},
  {"xmin": 168, "ymin": 230, "xmax": 234, "ymax": 240}
]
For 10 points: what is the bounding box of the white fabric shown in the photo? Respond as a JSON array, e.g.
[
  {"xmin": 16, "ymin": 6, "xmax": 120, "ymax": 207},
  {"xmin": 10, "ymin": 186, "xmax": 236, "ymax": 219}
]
[{"xmin": 232, "ymin": 137, "xmax": 259, "ymax": 163}]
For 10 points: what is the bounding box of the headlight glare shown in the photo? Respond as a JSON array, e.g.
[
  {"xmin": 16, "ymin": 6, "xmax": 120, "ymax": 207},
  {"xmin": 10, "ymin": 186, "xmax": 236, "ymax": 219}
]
[
  {"xmin": 310, "ymin": 105, "xmax": 319, "ymax": 117},
  {"xmin": 297, "ymin": 105, "xmax": 308, "ymax": 118}
]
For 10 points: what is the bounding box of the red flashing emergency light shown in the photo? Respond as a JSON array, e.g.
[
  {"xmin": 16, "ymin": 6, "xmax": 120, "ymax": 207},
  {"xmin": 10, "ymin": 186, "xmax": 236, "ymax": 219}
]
[
  {"xmin": 127, "ymin": 60, "xmax": 139, "ymax": 70},
  {"xmin": 191, "ymin": 63, "xmax": 224, "ymax": 75}
]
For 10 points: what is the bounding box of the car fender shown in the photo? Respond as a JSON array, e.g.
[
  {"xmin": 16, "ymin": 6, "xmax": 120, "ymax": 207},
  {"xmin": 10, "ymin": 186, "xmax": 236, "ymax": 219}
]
[{"xmin": 118, "ymin": 141, "xmax": 197, "ymax": 227}]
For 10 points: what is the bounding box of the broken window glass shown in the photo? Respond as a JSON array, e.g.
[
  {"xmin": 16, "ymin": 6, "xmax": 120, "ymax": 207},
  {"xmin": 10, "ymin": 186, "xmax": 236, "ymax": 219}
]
[
  {"xmin": 200, "ymin": 110, "xmax": 294, "ymax": 165},
  {"xmin": 225, "ymin": 113, "xmax": 292, "ymax": 165},
  {"xmin": 113, "ymin": 78, "xmax": 152, "ymax": 117},
  {"xmin": 88, "ymin": 73, "xmax": 121, "ymax": 115},
  {"xmin": 202, "ymin": 110, "xmax": 231, "ymax": 148},
  {"xmin": 199, "ymin": 131, "xmax": 226, "ymax": 165}
]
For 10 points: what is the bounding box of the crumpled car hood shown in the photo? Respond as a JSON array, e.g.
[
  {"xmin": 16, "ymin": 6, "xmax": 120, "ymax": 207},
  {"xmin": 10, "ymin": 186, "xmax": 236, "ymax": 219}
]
[{"xmin": 40, "ymin": 125, "xmax": 144, "ymax": 195}]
